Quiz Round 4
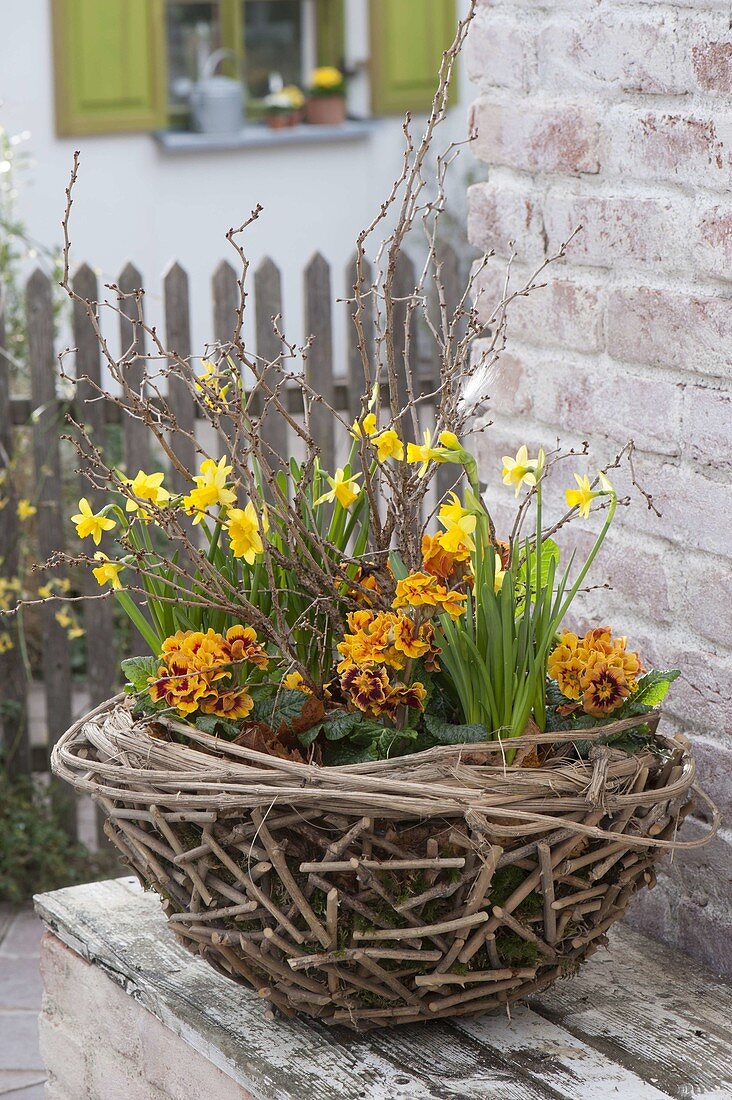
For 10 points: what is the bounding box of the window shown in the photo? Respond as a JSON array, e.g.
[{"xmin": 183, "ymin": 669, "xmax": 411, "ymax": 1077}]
[
  {"xmin": 51, "ymin": 0, "xmax": 456, "ymax": 137},
  {"xmin": 165, "ymin": 0, "xmax": 326, "ymax": 121}
]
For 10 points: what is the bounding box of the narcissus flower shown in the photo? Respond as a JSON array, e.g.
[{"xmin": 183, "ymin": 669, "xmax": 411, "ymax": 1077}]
[
  {"xmin": 437, "ymin": 492, "xmax": 477, "ymax": 553},
  {"xmin": 372, "ymin": 429, "xmax": 404, "ymax": 463},
  {"xmin": 421, "ymin": 533, "xmax": 471, "ymax": 583},
  {"xmin": 226, "ymin": 502, "xmax": 267, "ymax": 564},
  {"xmin": 315, "ymin": 468, "xmax": 362, "ymax": 509},
  {"xmin": 71, "ymin": 497, "xmax": 116, "ymax": 545},
  {"xmin": 124, "ymin": 470, "xmax": 172, "ymax": 515},
  {"xmin": 184, "ymin": 456, "xmax": 237, "ymax": 522},
  {"xmin": 502, "ymin": 445, "xmax": 544, "ymax": 497},
  {"xmin": 17, "ymin": 499, "xmax": 37, "ymax": 521},
  {"xmin": 195, "ymin": 360, "xmax": 231, "ymax": 407},
  {"xmin": 565, "ymin": 474, "xmax": 599, "ymax": 518},
  {"xmin": 406, "ymin": 430, "xmax": 445, "ymax": 477},
  {"xmin": 92, "ymin": 552, "xmax": 124, "ymax": 590},
  {"xmin": 0, "ymin": 632, "xmax": 14, "ymax": 654},
  {"xmin": 350, "ymin": 412, "xmax": 378, "ymax": 439}
]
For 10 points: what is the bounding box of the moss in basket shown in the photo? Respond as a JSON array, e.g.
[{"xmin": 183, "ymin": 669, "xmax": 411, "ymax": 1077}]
[{"xmin": 495, "ymin": 931, "xmax": 539, "ymax": 968}]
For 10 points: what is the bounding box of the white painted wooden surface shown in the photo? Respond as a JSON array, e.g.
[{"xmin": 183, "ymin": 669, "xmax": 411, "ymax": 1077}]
[{"xmin": 35, "ymin": 878, "xmax": 732, "ymax": 1100}]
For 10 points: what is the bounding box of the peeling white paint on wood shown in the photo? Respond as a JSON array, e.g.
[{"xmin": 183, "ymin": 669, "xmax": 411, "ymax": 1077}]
[{"xmin": 34, "ymin": 878, "xmax": 732, "ymax": 1100}]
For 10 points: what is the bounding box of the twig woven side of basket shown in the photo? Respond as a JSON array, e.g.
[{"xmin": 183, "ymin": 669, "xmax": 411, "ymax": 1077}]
[{"xmin": 53, "ymin": 697, "xmax": 718, "ymax": 1030}]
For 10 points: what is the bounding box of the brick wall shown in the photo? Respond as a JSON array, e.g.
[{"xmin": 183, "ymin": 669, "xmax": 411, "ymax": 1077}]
[{"xmin": 466, "ymin": 0, "xmax": 732, "ymax": 974}]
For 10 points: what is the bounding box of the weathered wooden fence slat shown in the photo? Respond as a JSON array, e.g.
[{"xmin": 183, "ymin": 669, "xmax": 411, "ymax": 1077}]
[
  {"xmin": 304, "ymin": 252, "xmax": 336, "ymax": 474},
  {"xmin": 253, "ymin": 256, "xmax": 287, "ymax": 472},
  {"xmin": 73, "ymin": 264, "xmax": 118, "ymax": 710},
  {"xmin": 118, "ymin": 262, "xmax": 152, "ymax": 476},
  {"xmin": 0, "ymin": 288, "xmax": 29, "ymax": 777},
  {"xmin": 27, "ymin": 268, "xmax": 75, "ymax": 830},
  {"xmin": 163, "ymin": 261, "xmax": 196, "ymax": 494}
]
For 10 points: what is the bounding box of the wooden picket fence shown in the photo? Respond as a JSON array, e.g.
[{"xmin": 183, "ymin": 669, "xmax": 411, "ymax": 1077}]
[{"xmin": 0, "ymin": 245, "xmax": 463, "ymax": 833}]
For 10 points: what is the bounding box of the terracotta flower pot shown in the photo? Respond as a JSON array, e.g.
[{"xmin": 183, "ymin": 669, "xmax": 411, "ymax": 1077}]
[{"xmin": 306, "ymin": 96, "xmax": 347, "ymax": 126}]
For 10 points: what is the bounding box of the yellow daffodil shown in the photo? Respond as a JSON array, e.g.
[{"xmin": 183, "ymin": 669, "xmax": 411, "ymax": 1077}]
[
  {"xmin": 406, "ymin": 430, "xmax": 446, "ymax": 477},
  {"xmin": 438, "ymin": 431, "xmax": 461, "ymax": 451},
  {"xmin": 0, "ymin": 632, "xmax": 14, "ymax": 654},
  {"xmin": 494, "ymin": 567, "xmax": 506, "ymax": 594},
  {"xmin": 350, "ymin": 412, "xmax": 378, "ymax": 440},
  {"xmin": 227, "ymin": 502, "xmax": 267, "ymax": 564},
  {"xmin": 501, "ymin": 445, "xmax": 544, "ymax": 497},
  {"xmin": 565, "ymin": 474, "xmax": 600, "ymax": 518},
  {"xmin": 68, "ymin": 624, "xmax": 85, "ymax": 640},
  {"xmin": 71, "ymin": 497, "xmax": 116, "ymax": 545},
  {"xmin": 124, "ymin": 470, "xmax": 171, "ymax": 516},
  {"xmin": 195, "ymin": 360, "xmax": 230, "ymax": 407},
  {"xmin": 92, "ymin": 552, "xmax": 124, "ymax": 590},
  {"xmin": 372, "ymin": 429, "xmax": 404, "ymax": 463},
  {"xmin": 315, "ymin": 468, "xmax": 362, "ymax": 509},
  {"xmin": 183, "ymin": 456, "xmax": 237, "ymax": 523},
  {"xmin": 17, "ymin": 499, "xmax": 37, "ymax": 520},
  {"xmin": 437, "ymin": 492, "xmax": 477, "ymax": 553},
  {"xmin": 55, "ymin": 609, "xmax": 73, "ymax": 630},
  {"xmin": 37, "ymin": 584, "xmax": 53, "ymax": 599}
]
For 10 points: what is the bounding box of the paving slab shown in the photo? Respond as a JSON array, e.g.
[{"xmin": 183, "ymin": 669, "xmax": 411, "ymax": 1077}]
[
  {"xmin": 0, "ymin": 1014, "xmax": 43, "ymax": 1074},
  {"xmin": 0, "ymin": 913, "xmax": 42, "ymax": 959}
]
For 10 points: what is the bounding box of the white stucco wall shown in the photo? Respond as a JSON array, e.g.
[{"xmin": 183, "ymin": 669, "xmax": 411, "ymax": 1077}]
[{"xmin": 1, "ymin": 0, "xmax": 473, "ymax": 367}]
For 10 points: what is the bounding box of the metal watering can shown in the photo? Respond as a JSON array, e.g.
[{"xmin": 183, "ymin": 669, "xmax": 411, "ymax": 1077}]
[{"xmin": 190, "ymin": 48, "xmax": 244, "ymax": 134}]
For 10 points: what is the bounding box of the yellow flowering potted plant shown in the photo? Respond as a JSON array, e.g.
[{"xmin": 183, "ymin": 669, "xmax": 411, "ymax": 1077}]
[
  {"xmin": 305, "ymin": 66, "xmax": 347, "ymax": 125},
  {"xmin": 40, "ymin": 7, "xmax": 715, "ymax": 1030}
]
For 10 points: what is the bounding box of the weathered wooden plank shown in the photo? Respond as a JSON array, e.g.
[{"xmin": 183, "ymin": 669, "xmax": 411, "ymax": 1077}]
[
  {"xmin": 345, "ymin": 253, "xmax": 374, "ymax": 423},
  {"xmin": 534, "ymin": 923, "xmax": 732, "ymax": 1099},
  {"xmin": 163, "ymin": 261, "xmax": 196, "ymax": 494},
  {"xmin": 73, "ymin": 264, "xmax": 117, "ymax": 709},
  {"xmin": 27, "ymin": 269, "xmax": 74, "ymax": 830},
  {"xmin": 254, "ymin": 257, "xmax": 287, "ymax": 473},
  {"xmin": 39, "ymin": 877, "xmax": 731, "ymax": 1100},
  {"xmin": 304, "ymin": 252, "xmax": 335, "ymax": 474},
  {"xmin": 0, "ymin": 286, "xmax": 29, "ymax": 776},
  {"xmin": 39, "ymin": 879, "xmax": 544, "ymax": 1100},
  {"xmin": 117, "ymin": 263, "xmax": 151, "ymax": 475}
]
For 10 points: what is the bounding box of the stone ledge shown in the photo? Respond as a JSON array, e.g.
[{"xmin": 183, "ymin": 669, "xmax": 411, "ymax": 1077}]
[{"xmin": 34, "ymin": 878, "xmax": 732, "ymax": 1100}]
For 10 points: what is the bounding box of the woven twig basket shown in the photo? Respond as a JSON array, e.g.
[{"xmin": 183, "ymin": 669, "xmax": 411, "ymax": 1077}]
[{"xmin": 53, "ymin": 696, "xmax": 718, "ymax": 1030}]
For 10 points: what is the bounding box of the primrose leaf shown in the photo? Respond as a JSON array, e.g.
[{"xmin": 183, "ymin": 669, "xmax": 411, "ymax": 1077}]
[
  {"xmin": 252, "ymin": 689, "xmax": 310, "ymax": 731},
  {"xmin": 632, "ymin": 669, "xmax": 680, "ymax": 709},
  {"xmin": 194, "ymin": 715, "xmax": 241, "ymax": 739},
  {"xmin": 423, "ymin": 714, "xmax": 491, "ymax": 744},
  {"xmin": 121, "ymin": 655, "xmax": 159, "ymax": 694}
]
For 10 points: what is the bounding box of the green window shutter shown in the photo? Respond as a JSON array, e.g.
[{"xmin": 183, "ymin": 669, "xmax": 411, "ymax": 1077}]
[
  {"xmin": 52, "ymin": 0, "xmax": 167, "ymax": 136},
  {"xmin": 315, "ymin": 0, "xmax": 345, "ymax": 68},
  {"xmin": 369, "ymin": 0, "xmax": 457, "ymax": 116}
]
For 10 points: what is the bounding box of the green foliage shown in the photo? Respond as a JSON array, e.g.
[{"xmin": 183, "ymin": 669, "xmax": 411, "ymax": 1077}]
[
  {"xmin": 121, "ymin": 654, "xmax": 159, "ymax": 694},
  {"xmin": 0, "ymin": 773, "xmax": 117, "ymax": 904},
  {"xmin": 422, "ymin": 714, "xmax": 491, "ymax": 745},
  {"xmin": 436, "ymin": 484, "xmax": 618, "ymax": 741}
]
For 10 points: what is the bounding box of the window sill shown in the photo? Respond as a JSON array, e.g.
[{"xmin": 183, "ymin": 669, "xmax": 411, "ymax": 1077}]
[{"xmin": 153, "ymin": 119, "xmax": 381, "ymax": 154}]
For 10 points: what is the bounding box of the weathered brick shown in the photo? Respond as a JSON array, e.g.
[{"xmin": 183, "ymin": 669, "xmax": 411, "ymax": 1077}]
[
  {"xmin": 539, "ymin": 13, "xmax": 689, "ymax": 95},
  {"xmin": 38, "ymin": 1016, "xmax": 88, "ymax": 1098},
  {"xmin": 475, "ymin": 264, "xmax": 605, "ymax": 353},
  {"xmin": 467, "ymin": 182, "xmax": 548, "ymax": 261},
  {"xmin": 674, "ymin": 551, "xmax": 732, "ymax": 648},
  {"xmin": 607, "ymin": 286, "xmax": 732, "ymax": 380},
  {"xmin": 682, "ymin": 384, "xmax": 731, "ymax": 468},
  {"xmin": 694, "ymin": 203, "xmax": 732, "ymax": 280},
  {"xmin": 470, "ymin": 97, "xmax": 601, "ymax": 175},
  {"xmin": 606, "ymin": 107, "xmax": 732, "ymax": 188},
  {"xmin": 493, "ymin": 347, "xmax": 683, "ymax": 454},
  {"xmin": 688, "ymin": 735, "xmax": 732, "ymax": 822},
  {"xmin": 469, "ymin": 341, "xmax": 534, "ymax": 418},
  {"xmin": 691, "ymin": 34, "xmax": 732, "ymax": 93},
  {"xmin": 627, "ymin": 459, "xmax": 732, "ymax": 559},
  {"xmin": 661, "ymin": 645, "xmax": 732, "ymax": 732},
  {"xmin": 466, "ymin": 10, "xmax": 534, "ymax": 92},
  {"xmin": 544, "ymin": 192, "xmax": 689, "ymax": 272}
]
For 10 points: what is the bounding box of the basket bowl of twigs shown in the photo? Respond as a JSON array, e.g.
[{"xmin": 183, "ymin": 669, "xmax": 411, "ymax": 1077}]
[{"xmin": 52, "ymin": 697, "xmax": 714, "ymax": 1030}]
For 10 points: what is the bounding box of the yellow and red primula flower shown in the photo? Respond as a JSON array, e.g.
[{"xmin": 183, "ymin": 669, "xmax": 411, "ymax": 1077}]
[
  {"xmin": 421, "ymin": 533, "xmax": 471, "ymax": 583},
  {"xmin": 340, "ymin": 665, "xmax": 391, "ymax": 714},
  {"xmin": 392, "ymin": 572, "xmax": 467, "ymax": 620},
  {"xmin": 548, "ymin": 627, "xmax": 644, "ymax": 717},
  {"xmin": 148, "ymin": 625, "xmax": 267, "ymax": 718}
]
